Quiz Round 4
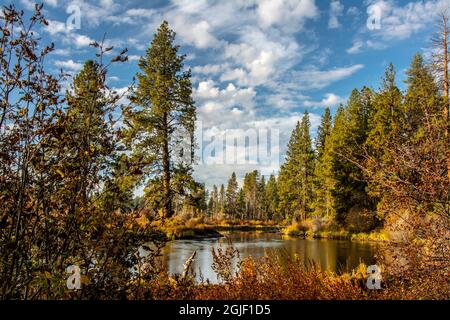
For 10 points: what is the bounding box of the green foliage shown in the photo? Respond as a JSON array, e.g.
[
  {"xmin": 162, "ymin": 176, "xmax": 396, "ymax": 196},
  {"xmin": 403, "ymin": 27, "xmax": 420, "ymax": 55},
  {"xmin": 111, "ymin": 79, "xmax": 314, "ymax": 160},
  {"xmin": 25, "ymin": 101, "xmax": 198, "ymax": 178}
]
[
  {"xmin": 328, "ymin": 89, "xmax": 376, "ymax": 225},
  {"xmin": 124, "ymin": 21, "xmax": 196, "ymax": 219},
  {"xmin": 313, "ymin": 108, "xmax": 333, "ymax": 217},
  {"xmin": 265, "ymin": 174, "xmax": 279, "ymax": 221},
  {"xmin": 225, "ymin": 172, "xmax": 238, "ymax": 218},
  {"xmin": 278, "ymin": 112, "xmax": 315, "ymax": 221}
]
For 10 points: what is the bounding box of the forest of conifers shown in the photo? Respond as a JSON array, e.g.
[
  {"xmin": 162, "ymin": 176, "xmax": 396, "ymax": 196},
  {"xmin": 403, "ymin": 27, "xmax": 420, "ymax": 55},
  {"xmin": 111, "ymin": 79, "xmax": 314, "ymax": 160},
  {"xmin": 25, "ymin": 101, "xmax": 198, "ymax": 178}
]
[{"xmin": 0, "ymin": 4, "xmax": 448, "ymax": 300}]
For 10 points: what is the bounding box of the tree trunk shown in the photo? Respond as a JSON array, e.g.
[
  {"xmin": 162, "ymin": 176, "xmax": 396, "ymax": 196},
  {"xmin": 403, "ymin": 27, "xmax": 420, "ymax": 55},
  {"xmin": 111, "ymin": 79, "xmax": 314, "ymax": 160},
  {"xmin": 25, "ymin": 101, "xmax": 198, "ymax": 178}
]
[{"xmin": 162, "ymin": 112, "xmax": 173, "ymax": 219}]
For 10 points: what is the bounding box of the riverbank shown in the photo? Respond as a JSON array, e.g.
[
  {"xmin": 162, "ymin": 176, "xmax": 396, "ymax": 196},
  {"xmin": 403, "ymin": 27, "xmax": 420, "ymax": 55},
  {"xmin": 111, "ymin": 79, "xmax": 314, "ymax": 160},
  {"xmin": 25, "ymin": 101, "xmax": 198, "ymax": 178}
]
[
  {"xmin": 156, "ymin": 218, "xmax": 283, "ymax": 240},
  {"xmin": 155, "ymin": 217, "xmax": 389, "ymax": 242},
  {"xmin": 283, "ymin": 229, "xmax": 389, "ymax": 242},
  {"xmin": 281, "ymin": 221, "xmax": 389, "ymax": 242}
]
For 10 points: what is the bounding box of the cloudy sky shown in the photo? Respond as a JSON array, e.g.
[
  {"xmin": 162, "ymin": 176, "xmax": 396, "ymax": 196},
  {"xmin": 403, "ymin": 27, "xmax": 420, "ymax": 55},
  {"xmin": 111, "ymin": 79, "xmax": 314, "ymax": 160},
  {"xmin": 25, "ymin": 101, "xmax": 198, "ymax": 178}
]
[{"xmin": 13, "ymin": 0, "xmax": 449, "ymax": 188}]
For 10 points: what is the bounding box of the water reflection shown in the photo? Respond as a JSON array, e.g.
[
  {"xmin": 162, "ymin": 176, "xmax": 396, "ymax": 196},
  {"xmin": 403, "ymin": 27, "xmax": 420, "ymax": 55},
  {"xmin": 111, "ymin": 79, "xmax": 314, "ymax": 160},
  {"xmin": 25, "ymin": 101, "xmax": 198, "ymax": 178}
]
[{"xmin": 163, "ymin": 232, "xmax": 378, "ymax": 283}]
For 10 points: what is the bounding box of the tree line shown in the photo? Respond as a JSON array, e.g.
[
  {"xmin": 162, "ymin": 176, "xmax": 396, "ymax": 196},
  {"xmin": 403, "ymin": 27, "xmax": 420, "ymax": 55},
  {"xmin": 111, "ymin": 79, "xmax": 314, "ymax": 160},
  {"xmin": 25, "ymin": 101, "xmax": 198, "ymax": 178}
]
[{"xmin": 206, "ymin": 55, "xmax": 448, "ymax": 235}]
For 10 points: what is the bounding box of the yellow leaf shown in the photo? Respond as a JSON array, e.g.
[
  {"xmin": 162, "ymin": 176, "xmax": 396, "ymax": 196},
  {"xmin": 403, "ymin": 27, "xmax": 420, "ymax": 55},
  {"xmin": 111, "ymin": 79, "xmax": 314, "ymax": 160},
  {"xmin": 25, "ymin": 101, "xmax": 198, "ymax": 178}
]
[
  {"xmin": 55, "ymin": 169, "xmax": 64, "ymax": 178},
  {"xmin": 81, "ymin": 275, "xmax": 90, "ymax": 285}
]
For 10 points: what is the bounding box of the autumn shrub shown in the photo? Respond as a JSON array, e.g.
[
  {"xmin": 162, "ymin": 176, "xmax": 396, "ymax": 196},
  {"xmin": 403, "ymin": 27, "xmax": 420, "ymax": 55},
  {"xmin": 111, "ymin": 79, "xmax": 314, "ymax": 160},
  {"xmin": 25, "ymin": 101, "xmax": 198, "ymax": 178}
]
[{"xmin": 158, "ymin": 249, "xmax": 448, "ymax": 300}]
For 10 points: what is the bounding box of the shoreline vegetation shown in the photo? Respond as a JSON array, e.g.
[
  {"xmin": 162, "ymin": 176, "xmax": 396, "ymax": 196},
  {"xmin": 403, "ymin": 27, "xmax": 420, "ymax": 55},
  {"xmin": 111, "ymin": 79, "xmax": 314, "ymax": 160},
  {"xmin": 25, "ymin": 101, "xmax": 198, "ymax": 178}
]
[{"xmin": 156, "ymin": 217, "xmax": 389, "ymax": 242}]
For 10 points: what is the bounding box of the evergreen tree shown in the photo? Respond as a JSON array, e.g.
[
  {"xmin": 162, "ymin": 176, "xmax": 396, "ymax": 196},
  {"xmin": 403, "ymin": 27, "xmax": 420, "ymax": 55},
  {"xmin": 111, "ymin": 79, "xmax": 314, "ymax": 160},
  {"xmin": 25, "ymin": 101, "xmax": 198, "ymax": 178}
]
[
  {"xmin": 225, "ymin": 172, "xmax": 239, "ymax": 218},
  {"xmin": 365, "ymin": 64, "xmax": 404, "ymax": 202},
  {"xmin": 243, "ymin": 171, "xmax": 258, "ymax": 220},
  {"xmin": 257, "ymin": 175, "xmax": 266, "ymax": 220},
  {"xmin": 265, "ymin": 174, "xmax": 279, "ymax": 221},
  {"xmin": 404, "ymin": 54, "xmax": 442, "ymax": 140},
  {"xmin": 125, "ymin": 21, "xmax": 196, "ymax": 218},
  {"xmin": 330, "ymin": 89, "xmax": 375, "ymax": 226},
  {"xmin": 278, "ymin": 112, "xmax": 315, "ymax": 221},
  {"xmin": 313, "ymin": 108, "xmax": 333, "ymax": 217},
  {"xmin": 219, "ymin": 184, "xmax": 225, "ymax": 217},
  {"xmin": 236, "ymin": 188, "xmax": 246, "ymax": 220},
  {"xmin": 210, "ymin": 185, "xmax": 219, "ymax": 217},
  {"xmin": 207, "ymin": 193, "xmax": 214, "ymax": 217},
  {"xmin": 315, "ymin": 107, "xmax": 332, "ymax": 159}
]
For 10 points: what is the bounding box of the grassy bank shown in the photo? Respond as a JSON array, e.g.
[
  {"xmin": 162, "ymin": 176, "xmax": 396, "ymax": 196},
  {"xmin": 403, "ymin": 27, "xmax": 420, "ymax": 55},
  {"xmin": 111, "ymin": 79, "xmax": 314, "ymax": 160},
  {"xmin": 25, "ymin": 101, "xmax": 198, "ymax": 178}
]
[
  {"xmin": 282, "ymin": 220, "xmax": 389, "ymax": 242},
  {"xmin": 154, "ymin": 217, "xmax": 283, "ymax": 240},
  {"xmin": 214, "ymin": 219, "xmax": 281, "ymax": 233},
  {"xmin": 154, "ymin": 216, "xmax": 388, "ymax": 242}
]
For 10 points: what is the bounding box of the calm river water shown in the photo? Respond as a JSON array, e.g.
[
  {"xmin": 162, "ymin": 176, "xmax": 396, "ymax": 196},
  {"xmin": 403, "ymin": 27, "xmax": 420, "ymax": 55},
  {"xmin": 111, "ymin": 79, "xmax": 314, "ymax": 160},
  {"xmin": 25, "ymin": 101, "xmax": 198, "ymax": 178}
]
[{"xmin": 163, "ymin": 232, "xmax": 378, "ymax": 283}]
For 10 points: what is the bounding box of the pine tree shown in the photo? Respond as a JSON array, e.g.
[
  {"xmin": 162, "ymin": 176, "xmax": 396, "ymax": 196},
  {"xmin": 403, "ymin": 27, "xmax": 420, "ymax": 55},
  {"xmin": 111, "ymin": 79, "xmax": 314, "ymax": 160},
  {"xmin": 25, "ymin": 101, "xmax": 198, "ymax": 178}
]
[
  {"xmin": 315, "ymin": 107, "xmax": 332, "ymax": 159},
  {"xmin": 313, "ymin": 108, "xmax": 333, "ymax": 217},
  {"xmin": 125, "ymin": 21, "xmax": 196, "ymax": 219},
  {"xmin": 210, "ymin": 184, "xmax": 219, "ymax": 217},
  {"xmin": 243, "ymin": 170, "xmax": 258, "ymax": 220},
  {"xmin": 257, "ymin": 175, "xmax": 266, "ymax": 220},
  {"xmin": 330, "ymin": 89, "xmax": 375, "ymax": 226},
  {"xmin": 236, "ymin": 188, "xmax": 246, "ymax": 220},
  {"xmin": 219, "ymin": 184, "xmax": 225, "ymax": 218},
  {"xmin": 365, "ymin": 64, "xmax": 404, "ymax": 201},
  {"xmin": 404, "ymin": 54, "xmax": 442, "ymax": 141},
  {"xmin": 265, "ymin": 174, "xmax": 279, "ymax": 221},
  {"xmin": 278, "ymin": 112, "xmax": 315, "ymax": 222},
  {"xmin": 225, "ymin": 172, "xmax": 239, "ymax": 218},
  {"xmin": 207, "ymin": 193, "xmax": 214, "ymax": 217}
]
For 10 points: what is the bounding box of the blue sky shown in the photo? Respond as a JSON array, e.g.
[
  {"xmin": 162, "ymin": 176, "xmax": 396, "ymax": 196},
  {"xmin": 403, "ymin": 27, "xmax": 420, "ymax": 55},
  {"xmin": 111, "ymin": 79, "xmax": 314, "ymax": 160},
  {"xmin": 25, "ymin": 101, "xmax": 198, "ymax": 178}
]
[{"xmin": 9, "ymin": 0, "xmax": 449, "ymax": 188}]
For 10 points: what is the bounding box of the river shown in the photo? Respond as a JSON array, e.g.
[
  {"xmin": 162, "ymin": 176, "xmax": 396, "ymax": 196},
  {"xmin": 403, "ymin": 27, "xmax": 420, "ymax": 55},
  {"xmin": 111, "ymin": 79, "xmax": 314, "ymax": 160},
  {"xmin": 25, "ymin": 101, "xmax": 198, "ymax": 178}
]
[{"xmin": 163, "ymin": 232, "xmax": 378, "ymax": 283}]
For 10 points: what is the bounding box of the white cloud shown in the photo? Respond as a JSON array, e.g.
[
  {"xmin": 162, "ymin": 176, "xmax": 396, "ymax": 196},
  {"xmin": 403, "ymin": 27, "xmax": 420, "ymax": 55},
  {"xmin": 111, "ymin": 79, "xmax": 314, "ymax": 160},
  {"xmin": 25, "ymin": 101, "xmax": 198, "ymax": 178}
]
[
  {"xmin": 304, "ymin": 93, "xmax": 346, "ymax": 108},
  {"xmin": 73, "ymin": 34, "xmax": 94, "ymax": 48},
  {"xmin": 180, "ymin": 20, "xmax": 220, "ymax": 49},
  {"xmin": 168, "ymin": 14, "xmax": 220, "ymax": 49},
  {"xmin": 110, "ymin": 8, "xmax": 157, "ymax": 25},
  {"xmin": 347, "ymin": 40, "xmax": 364, "ymax": 54},
  {"xmin": 257, "ymin": 0, "xmax": 319, "ymax": 30},
  {"xmin": 347, "ymin": 6, "xmax": 360, "ymax": 16},
  {"xmin": 108, "ymin": 76, "xmax": 120, "ymax": 82},
  {"xmin": 366, "ymin": 0, "xmax": 450, "ymax": 40},
  {"xmin": 193, "ymin": 64, "xmax": 229, "ymax": 76},
  {"xmin": 346, "ymin": 39, "xmax": 387, "ymax": 54},
  {"xmin": 44, "ymin": 20, "xmax": 67, "ymax": 35},
  {"xmin": 195, "ymin": 80, "xmax": 256, "ymax": 121},
  {"xmin": 222, "ymin": 27, "xmax": 301, "ymax": 86},
  {"xmin": 127, "ymin": 55, "xmax": 141, "ymax": 62},
  {"xmin": 54, "ymin": 59, "xmax": 83, "ymax": 72},
  {"xmin": 20, "ymin": 0, "xmax": 58, "ymax": 10},
  {"xmin": 329, "ymin": 0, "xmax": 344, "ymax": 29},
  {"xmin": 294, "ymin": 64, "xmax": 364, "ymax": 90}
]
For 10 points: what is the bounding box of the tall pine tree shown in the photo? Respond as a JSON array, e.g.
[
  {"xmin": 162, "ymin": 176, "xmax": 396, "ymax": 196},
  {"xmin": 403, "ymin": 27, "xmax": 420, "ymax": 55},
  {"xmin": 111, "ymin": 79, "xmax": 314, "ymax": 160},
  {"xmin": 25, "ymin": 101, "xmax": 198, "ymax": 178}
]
[
  {"xmin": 278, "ymin": 112, "xmax": 315, "ymax": 222},
  {"xmin": 225, "ymin": 172, "xmax": 239, "ymax": 218},
  {"xmin": 125, "ymin": 21, "xmax": 196, "ymax": 218},
  {"xmin": 313, "ymin": 108, "xmax": 333, "ymax": 217}
]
